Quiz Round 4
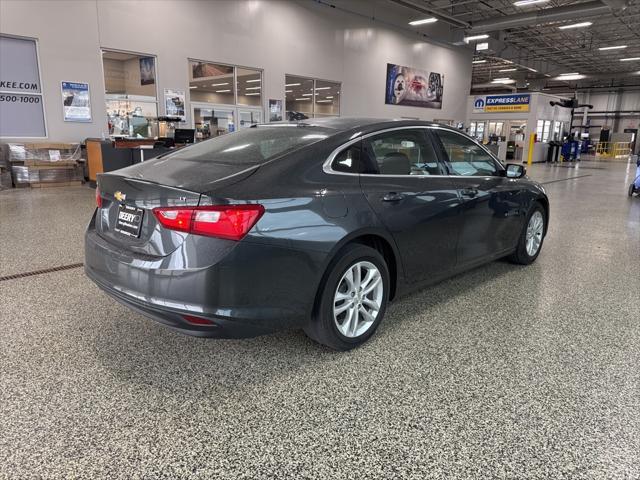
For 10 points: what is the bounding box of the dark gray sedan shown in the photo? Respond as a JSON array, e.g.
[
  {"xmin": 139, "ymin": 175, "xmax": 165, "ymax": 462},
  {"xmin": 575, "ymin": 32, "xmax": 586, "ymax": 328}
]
[{"xmin": 85, "ymin": 118, "xmax": 548, "ymax": 350}]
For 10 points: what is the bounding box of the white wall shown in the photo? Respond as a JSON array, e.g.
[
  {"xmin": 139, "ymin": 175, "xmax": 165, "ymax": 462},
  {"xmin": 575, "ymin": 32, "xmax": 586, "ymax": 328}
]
[
  {"xmin": 576, "ymin": 90, "xmax": 640, "ymax": 139},
  {"xmin": 0, "ymin": 0, "xmax": 473, "ymax": 142}
]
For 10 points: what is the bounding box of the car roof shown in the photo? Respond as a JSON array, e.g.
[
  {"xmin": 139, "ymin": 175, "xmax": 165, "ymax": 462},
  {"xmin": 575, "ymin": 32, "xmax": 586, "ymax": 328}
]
[{"xmin": 259, "ymin": 117, "xmax": 462, "ymax": 135}]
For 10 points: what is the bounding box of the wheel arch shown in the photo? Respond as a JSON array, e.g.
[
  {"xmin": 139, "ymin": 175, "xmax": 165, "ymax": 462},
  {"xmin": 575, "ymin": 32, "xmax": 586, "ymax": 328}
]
[{"xmin": 312, "ymin": 229, "xmax": 403, "ymax": 321}]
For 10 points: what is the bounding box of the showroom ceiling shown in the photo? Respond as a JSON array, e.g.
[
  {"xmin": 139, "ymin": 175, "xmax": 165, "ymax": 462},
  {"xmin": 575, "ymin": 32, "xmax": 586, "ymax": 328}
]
[{"xmin": 384, "ymin": 0, "xmax": 640, "ymax": 92}]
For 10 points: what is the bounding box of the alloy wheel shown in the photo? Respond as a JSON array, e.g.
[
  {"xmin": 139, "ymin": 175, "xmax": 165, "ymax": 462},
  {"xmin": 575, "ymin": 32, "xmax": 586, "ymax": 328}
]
[
  {"xmin": 333, "ymin": 261, "xmax": 384, "ymax": 338},
  {"xmin": 526, "ymin": 211, "xmax": 544, "ymax": 256}
]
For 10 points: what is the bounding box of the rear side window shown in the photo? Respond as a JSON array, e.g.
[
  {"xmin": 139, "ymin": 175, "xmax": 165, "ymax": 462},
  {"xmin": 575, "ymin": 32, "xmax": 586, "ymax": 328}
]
[
  {"xmin": 434, "ymin": 129, "xmax": 500, "ymax": 176},
  {"xmin": 363, "ymin": 129, "xmax": 442, "ymax": 176},
  {"xmin": 331, "ymin": 145, "xmax": 365, "ymax": 173},
  {"xmin": 164, "ymin": 125, "xmax": 332, "ymax": 165}
]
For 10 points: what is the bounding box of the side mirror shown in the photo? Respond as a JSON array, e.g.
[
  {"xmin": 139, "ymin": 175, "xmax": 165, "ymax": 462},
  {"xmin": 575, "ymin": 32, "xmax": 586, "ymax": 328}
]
[{"xmin": 505, "ymin": 163, "xmax": 526, "ymax": 179}]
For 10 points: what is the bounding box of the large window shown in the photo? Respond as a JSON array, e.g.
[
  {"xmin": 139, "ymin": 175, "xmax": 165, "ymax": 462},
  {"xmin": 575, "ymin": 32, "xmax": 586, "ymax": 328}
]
[
  {"xmin": 469, "ymin": 121, "xmax": 485, "ymax": 142},
  {"xmin": 536, "ymin": 120, "xmax": 552, "ymax": 142},
  {"xmin": 188, "ymin": 60, "xmax": 263, "ymax": 140},
  {"xmin": 487, "ymin": 121, "xmax": 504, "ymax": 139},
  {"xmin": 435, "ymin": 129, "xmax": 499, "ymax": 176},
  {"xmin": 363, "ymin": 129, "xmax": 442, "ymax": 176},
  {"xmin": 285, "ymin": 75, "xmax": 340, "ymax": 120},
  {"xmin": 102, "ymin": 50, "xmax": 158, "ymax": 138},
  {"xmin": 189, "ymin": 61, "xmax": 235, "ymax": 105}
]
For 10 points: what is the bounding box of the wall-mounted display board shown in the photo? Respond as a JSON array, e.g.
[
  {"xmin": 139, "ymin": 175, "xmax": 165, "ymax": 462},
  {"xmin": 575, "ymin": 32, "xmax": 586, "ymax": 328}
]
[
  {"xmin": 385, "ymin": 63, "xmax": 443, "ymax": 109},
  {"xmin": 0, "ymin": 34, "xmax": 46, "ymax": 137},
  {"xmin": 269, "ymin": 99, "xmax": 283, "ymax": 121},
  {"xmin": 61, "ymin": 81, "xmax": 92, "ymax": 122},
  {"xmin": 164, "ymin": 88, "xmax": 185, "ymax": 122},
  {"xmin": 473, "ymin": 94, "xmax": 531, "ymax": 113}
]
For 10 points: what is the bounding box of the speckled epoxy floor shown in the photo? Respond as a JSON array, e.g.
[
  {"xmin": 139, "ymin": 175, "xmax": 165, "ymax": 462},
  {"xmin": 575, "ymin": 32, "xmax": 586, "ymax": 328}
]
[{"xmin": 1, "ymin": 160, "xmax": 639, "ymax": 479}]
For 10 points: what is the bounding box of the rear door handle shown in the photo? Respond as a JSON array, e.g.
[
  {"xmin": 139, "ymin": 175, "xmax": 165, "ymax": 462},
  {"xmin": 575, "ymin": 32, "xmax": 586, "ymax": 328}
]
[
  {"xmin": 460, "ymin": 188, "xmax": 479, "ymax": 198},
  {"xmin": 382, "ymin": 192, "xmax": 405, "ymax": 202}
]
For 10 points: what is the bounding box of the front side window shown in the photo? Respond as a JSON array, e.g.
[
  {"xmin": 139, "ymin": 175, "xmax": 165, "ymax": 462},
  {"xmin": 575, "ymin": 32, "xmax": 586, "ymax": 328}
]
[
  {"xmin": 434, "ymin": 129, "xmax": 500, "ymax": 176},
  {"xmin": 363, "ymin": 129, "xmax": 443, "ymax": 176}
]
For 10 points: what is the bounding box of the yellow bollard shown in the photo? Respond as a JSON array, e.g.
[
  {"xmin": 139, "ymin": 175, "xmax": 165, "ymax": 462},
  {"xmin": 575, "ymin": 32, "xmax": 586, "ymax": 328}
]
[{"xmin": 527, "ymin": 133, "xmax": 536, "ymax": 166}]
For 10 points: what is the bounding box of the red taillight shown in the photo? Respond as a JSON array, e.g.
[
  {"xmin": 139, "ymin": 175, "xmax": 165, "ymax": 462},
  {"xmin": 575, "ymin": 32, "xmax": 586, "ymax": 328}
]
[
  {"xmin": 96, "ymin": 187, "xmax": 102, "ymax": 208},
  {"xmin": 153, "ymin": 205, "xmax": 264, "ymax": 241}
]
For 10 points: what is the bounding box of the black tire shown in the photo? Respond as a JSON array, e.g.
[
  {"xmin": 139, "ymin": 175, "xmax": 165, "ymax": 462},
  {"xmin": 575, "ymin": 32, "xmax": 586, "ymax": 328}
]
[
  {"xmin": 304, "ymin": 244, "xmax": 390, "ymax": 350},
  {"xmin": 630, "ymin": 183, "xmax": 636, "ymax": 197},
  {"xmin": 508, "ymin": 203, "xmax": 546, "ymax": 265}
]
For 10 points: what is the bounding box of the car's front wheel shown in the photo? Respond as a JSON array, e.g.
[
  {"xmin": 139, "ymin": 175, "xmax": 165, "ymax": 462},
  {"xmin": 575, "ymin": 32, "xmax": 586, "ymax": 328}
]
[
  {"xmin": 509, "ymin": 203, "xmax": 546, "ymax": 265},
  {"xmin": 304, "ymin": 244, "xmax": 390, "ymax": 350}
]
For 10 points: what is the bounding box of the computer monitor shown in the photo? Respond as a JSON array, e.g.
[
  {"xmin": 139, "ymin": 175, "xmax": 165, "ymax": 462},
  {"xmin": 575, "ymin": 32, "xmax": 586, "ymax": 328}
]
[{"xmin": 174, "ymin": 128, "xmax": 195, "ymax": 144}]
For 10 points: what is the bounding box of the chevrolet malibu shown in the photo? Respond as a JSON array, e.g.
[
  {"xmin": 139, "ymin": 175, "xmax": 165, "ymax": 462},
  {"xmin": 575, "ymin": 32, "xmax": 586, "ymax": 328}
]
[{"xmin": 85, "ymin": 118, "xmax": 548, "ymax": 350}]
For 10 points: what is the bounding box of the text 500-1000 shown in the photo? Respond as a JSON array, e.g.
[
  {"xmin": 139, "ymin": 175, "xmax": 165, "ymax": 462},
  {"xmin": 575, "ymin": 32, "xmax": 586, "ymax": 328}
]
[{"xmin": 0, "ymin": 95, "xmax": 40, "ymax": 103}]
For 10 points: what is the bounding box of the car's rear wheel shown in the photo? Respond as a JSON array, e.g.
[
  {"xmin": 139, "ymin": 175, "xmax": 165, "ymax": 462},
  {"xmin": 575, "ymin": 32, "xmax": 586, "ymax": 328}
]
[
  {"xmin": 508, "ymin": 203, "xmax": 546, "ymax": 265},
  {"xmin": 304, "ymin": 244, "xmax": 389, "ymax": 350}
]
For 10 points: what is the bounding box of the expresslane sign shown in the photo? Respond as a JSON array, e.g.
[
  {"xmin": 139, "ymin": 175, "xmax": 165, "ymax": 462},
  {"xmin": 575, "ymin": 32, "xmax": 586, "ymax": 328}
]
[{"xmin": 473, "ymin": 94, "xmax": 530, "ymax": 113}]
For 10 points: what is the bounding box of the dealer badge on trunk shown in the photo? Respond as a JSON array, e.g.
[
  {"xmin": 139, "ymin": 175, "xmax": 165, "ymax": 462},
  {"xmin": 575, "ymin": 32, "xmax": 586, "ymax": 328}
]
[{"xmin": 114, "ymin": 191, "xmax": 126, "ymax": 202}]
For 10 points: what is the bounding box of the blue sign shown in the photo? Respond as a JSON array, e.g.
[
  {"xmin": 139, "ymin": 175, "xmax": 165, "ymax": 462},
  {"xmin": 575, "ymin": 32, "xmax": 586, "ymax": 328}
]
[{"xmin": 474, "ymin": 97, "xmax": 485, "ymax": 109}]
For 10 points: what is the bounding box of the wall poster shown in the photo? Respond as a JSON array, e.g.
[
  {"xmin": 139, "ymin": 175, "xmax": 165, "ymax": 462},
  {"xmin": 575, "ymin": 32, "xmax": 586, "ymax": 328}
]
[
  {"xmin": 269, "ymin": 99, "xmax": 283, "ymax": 122},
  {"xmin": 139, "ymin": 57, "xmax": 155, "ymax": 86},
  {"xmin": 164, "ymin": 88, "xmax": 185, "ymax": 121},
  {"xmin": 385, "ymin": 63, "xmax": 443, "ymax": 109},
  {"xmin": 0, "ymin": 34, "xmax": 46, "ymax": 137},
  {"xmin": 61, "ymin": 81, "xmax": 92, "ymax": 122}
]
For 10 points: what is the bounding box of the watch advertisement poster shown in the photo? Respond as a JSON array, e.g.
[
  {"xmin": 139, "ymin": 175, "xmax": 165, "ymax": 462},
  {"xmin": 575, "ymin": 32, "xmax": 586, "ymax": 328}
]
[
  {"xmin": 164, "ymin": 88, "xmax": 186, "ymax": 122},
  {"xmin": 61, "ymin": 81, "xmax": 92, "ymax": 122}
]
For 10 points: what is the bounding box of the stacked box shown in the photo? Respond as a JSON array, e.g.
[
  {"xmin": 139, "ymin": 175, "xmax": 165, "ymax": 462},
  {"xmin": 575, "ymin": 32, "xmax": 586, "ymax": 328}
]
[{"xmin": 2, "ymin": 142, "xmax": 83, "ymax": 188}]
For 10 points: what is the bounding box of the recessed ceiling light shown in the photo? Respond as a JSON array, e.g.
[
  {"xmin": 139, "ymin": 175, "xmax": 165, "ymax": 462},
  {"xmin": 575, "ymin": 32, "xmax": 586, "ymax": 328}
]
[
  {"xmin": 302, "ymin": 93, "xmax": 313, "ymax": 96},
  {"xmin": 499, "ymin": 68, "xmax": 517, "ymax": 72},
  {"xmin": 215, "ymin": 89, "xmax": 231, "ymax": 93},
  {"xmin": 246, "ymin": 79, "xmax": 261, "ymax": 83},
  {"xmin": 559, "ymin": 72, "xmax": 579, "ymax": 76},
  {"xmin": 464, "ymin": 34, "xmax": 489, "ymax": 43},
  {"xmin": 245, "ymin": 92, "xmax": 260, "ymax": 96},
  {"xmin": 285, "ymin": 82, "xmax": 301, "ymax": 87},
  {"xmin": 245, "ymin": 86, "xmax": 261, "ymax": 90},
  {"xmin": 476, "ymin": 42, "xmax": 489, "ymax": 51},
  {"xmin": 211, "ymin": 82, "xmax": 228, "ymax": 87},
  {"xmin": 409, "ymin": 17, "xmax": 437, "ymax": 26},
  {"xmin": 295, "ymin": 97, "xmax": 311, "ymax": 101},
  {"xmin": 558, "ymin": 21, "xmax": 592, "ymax": 30},
  {"xmin": 316, "ymin": 100, "xmax": 333, "ymax": 103},
  {"xmin": 189, "ymin": 86, "xmax": 197, "ymax": 89},
  {"xmin": 620, "ymin": 57, "xmax": 640, "ymax": 62},
  {"xmin": 315, "ymin": 87, "xmax": 331, "ymax": 90},
  {"xmin": 598, "ymin": 45, "xmax": 627, "ymax": 51},
  {"xmin": 491, "ymin": 78, "xmax": 516, "ymax": 84},
  {"xmin": 472, "ymin": 59, "xmax": 487, "ymax": 64},
  {"xmin": 326, "ymin": 96, "xmax": 334, "ymax": 99},
  {"xmin": 493, "ymin": 77, "xmax": 511, "ymax": 81},
  {"xmin": 513, "ymin": 0, "xmax": 549, "ymax": 5},
  {"xmin": 285, "ymin": 89, "xmax": 293, "ymax": 93}
]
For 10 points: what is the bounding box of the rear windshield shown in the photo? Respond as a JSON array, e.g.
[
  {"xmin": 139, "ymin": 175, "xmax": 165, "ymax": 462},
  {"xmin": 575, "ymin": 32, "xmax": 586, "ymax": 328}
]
[{"xmin": 164, "ymin": 125, "xmax": 333, "ymax": 165}]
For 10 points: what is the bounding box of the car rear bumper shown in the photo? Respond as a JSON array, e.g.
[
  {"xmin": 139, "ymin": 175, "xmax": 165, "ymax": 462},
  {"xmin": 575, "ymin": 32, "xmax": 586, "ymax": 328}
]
[{"xmin": 84, "ymin": 214, "xmax": 327, "ymax": 338}]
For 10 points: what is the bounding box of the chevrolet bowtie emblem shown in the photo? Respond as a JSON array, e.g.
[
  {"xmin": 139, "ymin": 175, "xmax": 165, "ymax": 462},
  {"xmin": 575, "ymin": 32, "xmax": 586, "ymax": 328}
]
[{"xmin": 114, "ymin": 191, "xmax": 126, "ymax": 202}]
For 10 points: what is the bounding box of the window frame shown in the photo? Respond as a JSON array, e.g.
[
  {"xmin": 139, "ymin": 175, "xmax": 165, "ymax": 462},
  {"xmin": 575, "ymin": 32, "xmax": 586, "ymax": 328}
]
[
  {"xmin": 431, "ymin": 127, "xmax": 504, "ymax": 177},
  {"xmin": 362, "ymin": 128, "xmax": 447, "ymax": 177},
  {"xmin": 323, "ymin": 125, "xmax": 504, "ymax": 178}
]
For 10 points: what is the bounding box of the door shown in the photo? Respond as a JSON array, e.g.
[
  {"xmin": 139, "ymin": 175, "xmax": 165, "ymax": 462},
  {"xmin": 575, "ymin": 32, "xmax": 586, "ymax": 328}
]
[
  {"xmin": 358, "ymin": 128, "xmax": 462, "ymax": 284},
  {"xmin": 191, "ymin": 103, "xmax": 236, "ymax": 140},
  {"xmin": 237, "ymin": 107, "xmax": 262, "ymax": 129},
  {"xmin": 432, "ymin": 128, "xmax": 523, "ymax": 265}
]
